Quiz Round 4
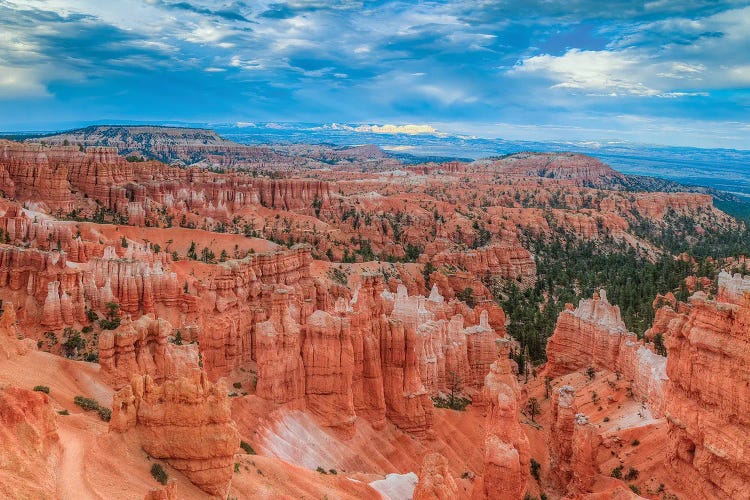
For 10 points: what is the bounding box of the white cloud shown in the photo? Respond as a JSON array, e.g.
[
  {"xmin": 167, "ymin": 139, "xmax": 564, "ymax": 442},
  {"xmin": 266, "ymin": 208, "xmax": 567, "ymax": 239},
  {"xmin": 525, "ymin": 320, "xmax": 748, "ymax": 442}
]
[
  {"xmin": 657, "ymin": 62, "xmax": 706, "ymax": 79},
  {"xmin": 312, "ymin": 123, "xmax": 442, "ymax": 135},
  {"xmin": 353, "ymin": 123, "xmax": 440, "ymax": 135},
  {"xmin": 512, "ymin": 49, "xmax": 660, "ymax": 96},
  {"xmin": 230, "ymin": 55, "xmax": 265, "ymax": 70},
  {"xmin": 512, "ymin": 5, "xmax": 750, "ymax": 99},
  {"xmin": 417, "ymin": 84, "xmax": 478, "ymax": 104},
  {"xmin": 182, "ymin": 24, "xmax": 234, "ymax": 44},
  {"xmin": 0, "ymin": 65, "xmax": 50, "ymax": 97}
]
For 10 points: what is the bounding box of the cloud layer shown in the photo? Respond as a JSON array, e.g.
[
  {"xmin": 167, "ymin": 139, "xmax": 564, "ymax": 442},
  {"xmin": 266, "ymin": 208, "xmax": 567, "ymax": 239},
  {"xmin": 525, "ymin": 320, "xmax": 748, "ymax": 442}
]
[{"xmin": 0, "ymin": 0, "xmax": 747, "ymax": 147}]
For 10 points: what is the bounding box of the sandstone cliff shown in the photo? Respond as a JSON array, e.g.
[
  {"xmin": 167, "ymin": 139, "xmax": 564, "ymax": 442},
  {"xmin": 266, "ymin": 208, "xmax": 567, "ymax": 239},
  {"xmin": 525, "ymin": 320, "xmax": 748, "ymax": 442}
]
[
  {"xmin": 0, "ymin": 140, "xmax": 331, "ymax": 220},
  {"xmin": 99, "ymin": 315, "xmax": 200, "ymax": 389},
  {"xmin": 663, "ymin": 284, "xmax": 750, "ymax": 499},
  {"xmin": 546, "ymin": 290, "xmax": 668, "ymax": 415},
  {"xmin": 413, "ymin": 453, "xmax": 459, "ymax": 500},
  {"xmin": 0, "ymin": 386, "xmax": 60, "ymax": 499},
  {"xmin": 111, "ymin": 372, "xmax": 240, "ymax": 497},
  {"xmin": 475, "ymin": 338, "xmax": 530, "ymax": 499}
]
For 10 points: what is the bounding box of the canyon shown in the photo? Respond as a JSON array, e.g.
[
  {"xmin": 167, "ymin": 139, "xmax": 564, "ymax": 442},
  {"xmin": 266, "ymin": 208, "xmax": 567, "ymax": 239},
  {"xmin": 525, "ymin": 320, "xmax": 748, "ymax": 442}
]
[{"xmin": 0, "ymin": 137, "xmax": 747, "ymax": 499}]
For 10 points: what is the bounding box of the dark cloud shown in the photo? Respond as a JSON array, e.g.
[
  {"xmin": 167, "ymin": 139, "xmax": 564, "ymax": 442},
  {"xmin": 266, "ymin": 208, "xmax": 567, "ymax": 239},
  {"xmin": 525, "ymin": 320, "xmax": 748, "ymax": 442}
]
[
  {"xmin": 458, "ymin": 0, "xmax": 749, "ymax": 23},
  {"xmin": 259, "ymin": 1, "xmax": 362, "ymax": 19},
  {"xmin": 159, "ymin": 1, "xmax": 254, "ymax": 22}
]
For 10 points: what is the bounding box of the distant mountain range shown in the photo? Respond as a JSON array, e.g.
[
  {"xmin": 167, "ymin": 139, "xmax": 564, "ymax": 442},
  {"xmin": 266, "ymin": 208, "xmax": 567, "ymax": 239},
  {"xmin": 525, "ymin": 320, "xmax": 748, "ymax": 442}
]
[
  {"xmin": 3, "ymin": 123, "xmax": 749, "ymax": 220},
  {"xmin": 213, "ymin": 123, "xmax": 750, "ymax": 200},
  {"xmin": 9, "ymin": 125, "xmax": 402, "ymax": 170}
]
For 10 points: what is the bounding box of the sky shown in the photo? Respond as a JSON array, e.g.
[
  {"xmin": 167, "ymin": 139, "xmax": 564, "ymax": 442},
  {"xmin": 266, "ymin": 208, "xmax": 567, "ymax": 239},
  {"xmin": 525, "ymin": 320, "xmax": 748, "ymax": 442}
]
[{"xmin": 0, "ymin": 0, "xmax": 749, "ymax": 148}]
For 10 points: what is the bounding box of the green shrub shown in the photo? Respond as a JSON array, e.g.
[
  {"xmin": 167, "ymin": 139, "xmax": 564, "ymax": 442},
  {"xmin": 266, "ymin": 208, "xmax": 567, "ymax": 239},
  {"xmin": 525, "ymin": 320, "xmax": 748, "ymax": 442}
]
[
  {"xmin": 58, "ymin": 409, "xmax": 70, "ymax": 415},
  {"xmin": 610, "ymin": 465, "xmax": 623, "ymax": 479},
  {"xmin": 329, "ymin": 469, "xmax": 337, "ymax": 475},
  {"xmin": 74, "ymin": 396, "xmax": 100, "ymax": 411},
  {"xmin": 240, "ymin": 441, "xmax": 256, "ymax": 455},
  {"xmin": 73, "ymin": 396, "xmax": 110, "ymax": 422},
  {"xmin": 233, "ymin": 382, "xmax": 242, "ymax": 389},
  {"xmin": 530, "ymin": 458, "xmax": 541, "ymax": 481},
  {"xmin": 33, "ymin": 385, "xmax": 50, "ymax": 394},
  {"xmin": 98, "ymin": 318, "xmax": 121, "ymax": 330},
  {"xmin": 631, "ymin": 439, "xmax": 640, "ymax": 446},
  {"xmin": 150, "ymin": 463, "xmax": 168, "ymax": 485},
  {"xmin": 629, "ymin": 484, "xmax": 640, "ymax": 495},
  {"xmin": 97, "ymin": 407, "xmax": 112, "ymax": 422},
  {"xmin": 170, "ymin": 330, "xmax": 183, "ymax": 345},
  {"xmin": 431, "ymin": 395, "xmax": 471, "ymax": 411},
  {"xmin": 625, "ymin": 467, "xmax": 639, "ymax": 481},
  {"xmin": 316, "ymin": 466, "xmax": 327, "ymax": 474},
  {"xmin": 456, "ymin": 287, "xmax": 476, "ymax": 307}
]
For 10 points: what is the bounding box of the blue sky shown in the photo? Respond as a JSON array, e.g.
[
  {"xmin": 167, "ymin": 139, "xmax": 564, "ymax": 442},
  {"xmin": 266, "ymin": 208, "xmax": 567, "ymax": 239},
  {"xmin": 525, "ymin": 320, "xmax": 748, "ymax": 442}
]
[{"xmin": 0, "ymin": 0, "xmax": 749, "ymax": 148}]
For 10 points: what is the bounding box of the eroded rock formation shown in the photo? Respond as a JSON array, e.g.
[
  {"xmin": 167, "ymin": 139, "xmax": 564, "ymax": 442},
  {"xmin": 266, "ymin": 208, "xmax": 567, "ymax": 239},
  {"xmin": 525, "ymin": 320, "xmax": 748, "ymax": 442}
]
[
  {"xmin": 111, "ymin": 372, "xmax": 240, "ymax": 497},
  {"xmin": 476, "ymin": 338, "xmax": 530, "ymax": 499},
  {"xmin": 99, "ymin": 315, "xmax": 200, "ymax": 389},
  {"xmin": 0, "ymin": 304, "xmax": 36, "ymax": 359},
  {"xmin": 549, "ymin": 386, "xmax": 602, "ymax": 496},
  {"xmin": 546, "ymin": 290, "xmax": 668, "ymax": 415},
  {"xmin": 0, "ymin": 386, "xmax": 60, "ymax": 499},
  {"xmin": 413, "ymin": 453, "xmax": 458, "ymax": 500},
  {"xmin": 0, "ymin": 140, "xmax": 331, "ymax": 219},
  {"xmin": 663, "ymin": 283, "xmax": 750, "ymax": 499}
]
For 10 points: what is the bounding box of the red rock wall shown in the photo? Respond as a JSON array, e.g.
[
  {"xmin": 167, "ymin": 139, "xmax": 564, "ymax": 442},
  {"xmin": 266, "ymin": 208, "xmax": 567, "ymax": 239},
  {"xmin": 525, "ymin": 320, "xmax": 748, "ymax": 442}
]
[
  {"xmin": 0, "ymin": 243, "xmax": 180, "ymax": 330},
  {"xmin": 99, "ymin": 315, "xmax": 200, "ymax": 390},
  {"xmin": 0, "ymin": 140, "xmax": 331, "ymax": 220},
  {"xmin": 413, "ymin": 453, "xmax": 459, "ymax": 500},
  {"xmin": 546, "ymin": 290, "xmax": 668, "ymax": 415},
  {"xmin": 302, "ymin": 310, "xmax": 356, "ymax": 435},
  {"xmin": 0, "ymin": 386, "xmax": 60, "ymax": 498},
  {"xmin": 110, "ymin": 372, "xmax": 240, "ymax": 497},
  {"xmin": 664, "ymin": 288, "xmax": 750, "ymax": 499},
  {"xmin": 422, "ymin": 242, "xmax": 537, "ymax": 290}
]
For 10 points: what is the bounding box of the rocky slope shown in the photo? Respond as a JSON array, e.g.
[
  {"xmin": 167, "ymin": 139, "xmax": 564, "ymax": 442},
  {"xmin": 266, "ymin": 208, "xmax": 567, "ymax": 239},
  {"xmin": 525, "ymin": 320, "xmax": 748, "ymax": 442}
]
[
  {"xmin": 0, "ymin": 386, "xmax": 61, "ymax": 499},
  {"xmin": 482, "ymin": 152, "xmax": 626, "ymax": 187},
  {"xmin": 30, "ymin": 125, "xmax": 397, "ymax": 170}
]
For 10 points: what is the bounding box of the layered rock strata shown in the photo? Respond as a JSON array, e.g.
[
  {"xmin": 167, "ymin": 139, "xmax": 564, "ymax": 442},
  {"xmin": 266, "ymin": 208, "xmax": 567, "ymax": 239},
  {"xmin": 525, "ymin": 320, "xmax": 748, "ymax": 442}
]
[
  {"xmin": 549, "ymin": 386, "xmax": 602, "ymax": 495},
  {"xmin": 0, "ymin": 386, "xmax": 60, "ymax": 499},
  {"xmin": 545, "ymin": 290, "xmax": 668, "ymax": 415},
  {"xmin": 663, "ymin": 284, "xmax": 750, "ymax": 499},
  {"xmin": 99, "ymin": 315, "xmax": 200, "ymax": 390},
  {"xmin": 0, "ymin": 140, "xmax": 330, "ymax": 219},
  {"xmin": 110, "ymin": 372, "xmax": 240, "ymax": 497},
  {"xmin": 413, "ymin": 453, "xmax": 459, "ymax": 500},
  {"xmin": 476, "ymin": 338, "xmax": 530, "ymax": 499}
]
